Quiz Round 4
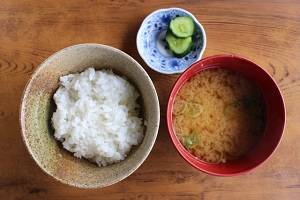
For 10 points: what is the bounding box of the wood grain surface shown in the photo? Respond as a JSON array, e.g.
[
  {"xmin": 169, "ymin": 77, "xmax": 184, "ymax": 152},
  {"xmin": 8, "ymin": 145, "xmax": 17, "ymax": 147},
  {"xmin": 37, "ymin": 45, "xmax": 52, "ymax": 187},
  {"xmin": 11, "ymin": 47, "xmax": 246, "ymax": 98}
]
[{"xmin": 1, "ymin": 0, "xmax": 299, "ymax": 199}]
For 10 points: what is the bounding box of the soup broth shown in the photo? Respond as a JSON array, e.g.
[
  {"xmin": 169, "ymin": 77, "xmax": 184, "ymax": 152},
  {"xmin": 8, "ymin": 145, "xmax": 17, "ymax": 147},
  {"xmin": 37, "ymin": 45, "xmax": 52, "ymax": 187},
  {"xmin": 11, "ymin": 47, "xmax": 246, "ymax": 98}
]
[{"xmin": 172, "ymin": 68, "xmax": 266, "ymax": 164}]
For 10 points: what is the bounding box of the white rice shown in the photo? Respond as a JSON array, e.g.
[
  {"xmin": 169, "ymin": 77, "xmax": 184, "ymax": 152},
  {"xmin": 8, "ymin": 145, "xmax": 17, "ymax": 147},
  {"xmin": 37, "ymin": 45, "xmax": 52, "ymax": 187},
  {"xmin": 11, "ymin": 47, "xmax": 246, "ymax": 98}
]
[{"xmin": 52, "ymin": 67, "xmax": 144, "ymax": 166}]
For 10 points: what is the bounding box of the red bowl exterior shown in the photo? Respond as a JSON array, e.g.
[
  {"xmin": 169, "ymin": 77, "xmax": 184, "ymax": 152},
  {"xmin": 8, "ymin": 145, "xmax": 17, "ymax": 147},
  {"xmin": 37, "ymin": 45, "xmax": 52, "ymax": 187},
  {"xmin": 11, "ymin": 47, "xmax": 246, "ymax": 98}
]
[{"xmin": 167, "ymin": 54, "xmax": 286, "ymax": 176}]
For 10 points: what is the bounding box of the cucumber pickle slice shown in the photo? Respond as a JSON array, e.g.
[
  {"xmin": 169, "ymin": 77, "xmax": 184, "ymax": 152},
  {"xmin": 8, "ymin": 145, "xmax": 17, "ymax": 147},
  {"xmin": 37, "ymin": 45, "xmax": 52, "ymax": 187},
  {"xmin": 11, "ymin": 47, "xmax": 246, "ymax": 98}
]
[
  {"xmin": 169, "ymin": 16, "xmax": 195, "ymax": 38},
  {"xmin": 165, "ymin": 31, "xmax": 192, "ymax": 58}
]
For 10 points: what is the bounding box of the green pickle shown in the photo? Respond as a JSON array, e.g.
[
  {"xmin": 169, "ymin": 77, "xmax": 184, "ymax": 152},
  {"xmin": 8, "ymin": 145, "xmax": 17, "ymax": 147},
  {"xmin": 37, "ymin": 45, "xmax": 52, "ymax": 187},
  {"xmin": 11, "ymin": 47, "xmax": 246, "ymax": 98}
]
[
  {"xmin": 166, "ymin": 16, "xmax": 195, "ymax": 58},
  {"xmin": 166, "ymin": 31, "xmax": 192, "ymax": 58}
]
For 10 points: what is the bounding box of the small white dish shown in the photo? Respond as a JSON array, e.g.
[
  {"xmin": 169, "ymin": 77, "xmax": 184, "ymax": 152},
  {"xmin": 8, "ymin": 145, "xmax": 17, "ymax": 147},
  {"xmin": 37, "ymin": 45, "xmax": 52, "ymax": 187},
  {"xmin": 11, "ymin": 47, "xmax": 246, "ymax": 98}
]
[{"xmin": 137, "ymin": 8, "xmax": 206, "ymax": 74}]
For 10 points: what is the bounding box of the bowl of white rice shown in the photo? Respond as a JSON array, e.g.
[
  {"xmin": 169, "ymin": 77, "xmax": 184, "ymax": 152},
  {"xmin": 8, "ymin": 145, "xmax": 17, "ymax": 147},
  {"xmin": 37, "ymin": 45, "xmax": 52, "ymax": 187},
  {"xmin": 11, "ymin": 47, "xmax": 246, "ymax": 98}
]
[{"xmin": 20, "ymin": 44, "xmax": 160, "ymax": 188}]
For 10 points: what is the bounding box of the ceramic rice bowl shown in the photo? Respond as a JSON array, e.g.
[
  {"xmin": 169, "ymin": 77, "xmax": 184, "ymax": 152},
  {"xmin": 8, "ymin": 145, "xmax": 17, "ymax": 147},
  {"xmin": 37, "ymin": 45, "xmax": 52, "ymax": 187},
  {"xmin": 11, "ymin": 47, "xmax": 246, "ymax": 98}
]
[{"xmin": 20, "ymin": 44, "xmax": 160, "ymax": 188}]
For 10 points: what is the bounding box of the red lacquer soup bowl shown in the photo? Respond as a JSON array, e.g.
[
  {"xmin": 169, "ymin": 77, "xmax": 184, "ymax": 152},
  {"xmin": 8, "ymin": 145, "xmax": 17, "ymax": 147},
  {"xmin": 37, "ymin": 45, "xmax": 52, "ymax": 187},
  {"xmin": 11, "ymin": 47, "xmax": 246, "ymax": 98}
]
[{"xmin": 166, "ymin": 54, "xmax": 286, "ymax": 176}]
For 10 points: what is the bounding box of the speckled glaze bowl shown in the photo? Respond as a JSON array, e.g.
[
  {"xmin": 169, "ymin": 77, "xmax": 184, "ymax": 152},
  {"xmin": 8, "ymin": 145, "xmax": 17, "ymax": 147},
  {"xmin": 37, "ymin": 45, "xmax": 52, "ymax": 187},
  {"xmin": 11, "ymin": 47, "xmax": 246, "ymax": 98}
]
[{"xmin": 20, "ymin": 44, "xmax": 160, "ymax": 188}]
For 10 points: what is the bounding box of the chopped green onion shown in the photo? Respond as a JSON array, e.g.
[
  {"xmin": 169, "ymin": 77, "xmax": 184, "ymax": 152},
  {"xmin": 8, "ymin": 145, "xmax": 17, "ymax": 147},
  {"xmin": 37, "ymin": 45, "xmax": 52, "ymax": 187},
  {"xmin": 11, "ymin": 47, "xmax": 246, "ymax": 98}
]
[
  {"xmin": 224, "ymin": 101, "xmax": 243, "ymax": 118},
  {"xmin": 224, "ymin": 96, "xmax": 261, "ymax": 118},
  {"xmin": 183, "ymin": 129, "xmax": 200, "ymax": 149},
  {"xmin": 173, "ymin": 100, "xmax": 204, "ymax": 118},
  {"xmin": 184, "ymin": 102, "xmax": 204, "ymax": 118},
  {"xmin": 206, "ymin": 148, "xmax": 224, "ymax": 164},
  {"xmin": 173, "ymin": 100, "xmax": 188, "ymax": 115}
]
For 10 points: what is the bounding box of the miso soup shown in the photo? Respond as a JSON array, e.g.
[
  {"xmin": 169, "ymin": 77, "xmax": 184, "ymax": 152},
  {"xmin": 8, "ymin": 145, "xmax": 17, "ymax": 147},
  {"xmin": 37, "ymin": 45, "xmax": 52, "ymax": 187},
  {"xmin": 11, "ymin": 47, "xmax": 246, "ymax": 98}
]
[{"xmin": 172, "ymin": 68, "xmax": 266, "ymax": 164}]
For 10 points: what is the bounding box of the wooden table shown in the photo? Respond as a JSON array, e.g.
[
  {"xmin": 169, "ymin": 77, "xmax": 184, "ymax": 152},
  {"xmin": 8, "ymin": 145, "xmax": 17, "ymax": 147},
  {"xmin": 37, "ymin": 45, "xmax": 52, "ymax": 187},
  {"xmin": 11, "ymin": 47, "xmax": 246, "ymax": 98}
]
[{"xmin": 1, "ymin": 0, "xmax": 299, "ymax": 199}]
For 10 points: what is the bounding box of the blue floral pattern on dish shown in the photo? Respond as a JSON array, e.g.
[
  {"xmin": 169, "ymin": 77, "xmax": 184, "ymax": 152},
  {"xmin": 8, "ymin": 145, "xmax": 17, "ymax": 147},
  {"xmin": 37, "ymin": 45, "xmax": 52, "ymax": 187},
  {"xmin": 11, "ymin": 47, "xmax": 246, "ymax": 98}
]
[{"xmin": 137, "ymin": 8, "xmax": 206, "ymax": 74}]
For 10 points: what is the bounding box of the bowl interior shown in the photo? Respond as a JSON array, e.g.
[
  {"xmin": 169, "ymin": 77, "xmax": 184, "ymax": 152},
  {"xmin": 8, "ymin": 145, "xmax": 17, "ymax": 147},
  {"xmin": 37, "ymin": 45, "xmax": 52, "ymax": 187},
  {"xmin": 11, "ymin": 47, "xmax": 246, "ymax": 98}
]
[
  {"xmin": 137, "ymin": 8, "xmax": 206, "ymax": 74},
  {"xmin": 167, "ymin": 54, "xmax": 285, "ymax": 176},
  {"xmin": 20, "ymin": 44, "xmax": 160, "ymax": 188}
]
